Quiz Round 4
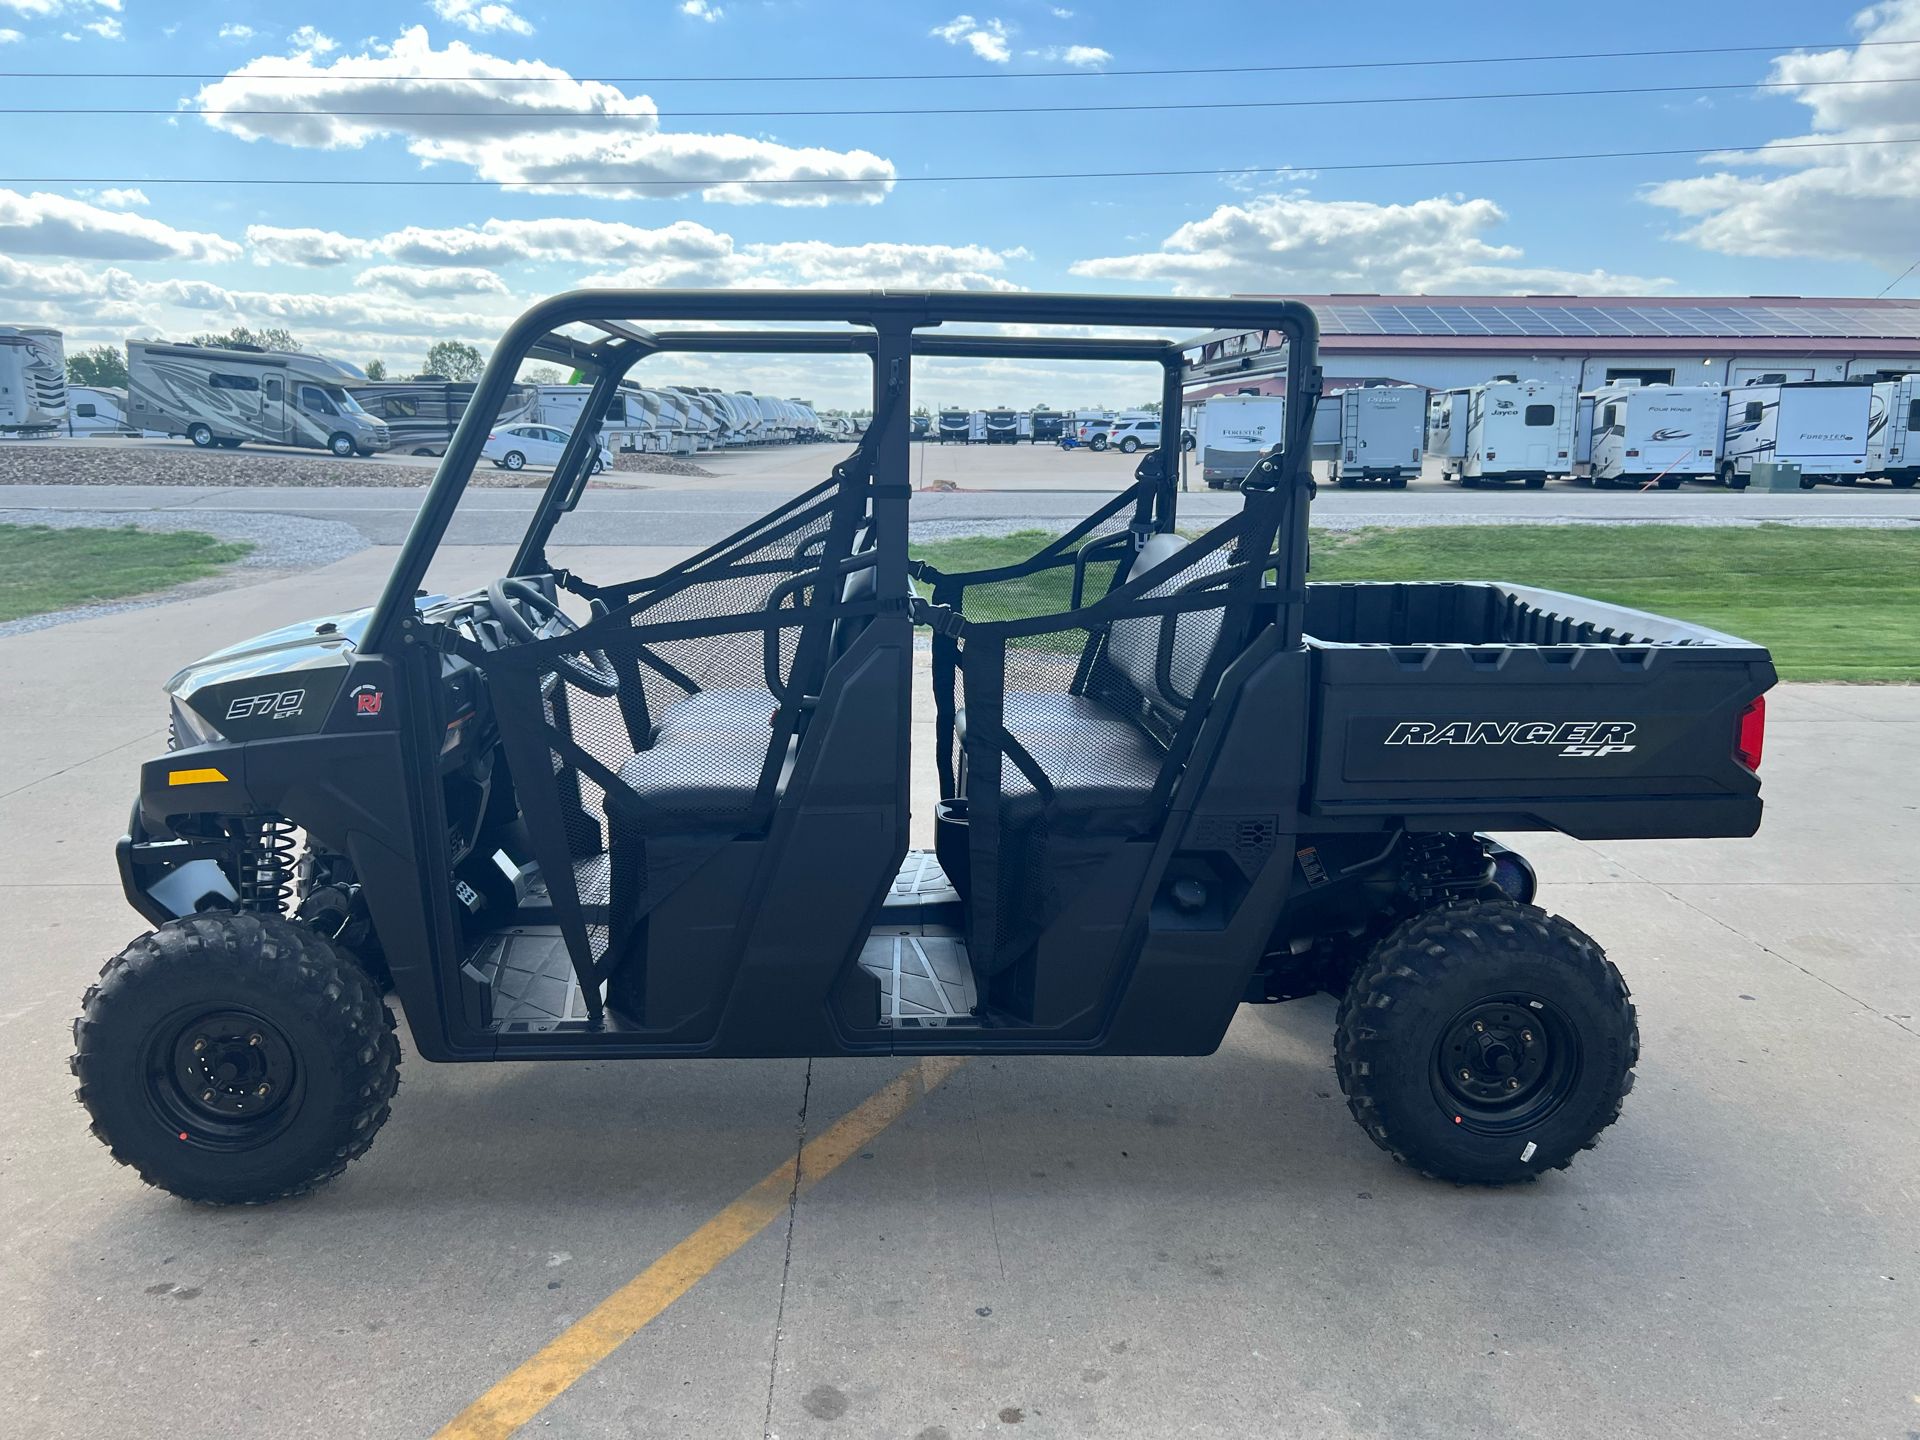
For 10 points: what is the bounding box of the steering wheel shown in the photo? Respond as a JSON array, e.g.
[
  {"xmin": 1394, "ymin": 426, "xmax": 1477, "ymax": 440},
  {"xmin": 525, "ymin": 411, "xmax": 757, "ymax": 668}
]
[{"xmin": 486, "ymin": 578, "xmax": 621, "ymax": 696}]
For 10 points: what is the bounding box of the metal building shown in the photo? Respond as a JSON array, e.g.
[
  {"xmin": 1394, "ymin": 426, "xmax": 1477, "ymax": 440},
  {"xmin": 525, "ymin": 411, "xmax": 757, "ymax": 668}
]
[{"xmin": 1184, "ymin": 294, "xmax": 1920, "ymax": 402}]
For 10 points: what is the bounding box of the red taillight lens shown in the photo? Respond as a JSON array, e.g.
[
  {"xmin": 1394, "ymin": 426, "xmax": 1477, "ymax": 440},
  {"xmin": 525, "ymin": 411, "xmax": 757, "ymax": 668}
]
[{"xmin": 1736, "ymin": 695, "xmax": 1766, "ymax": 771}]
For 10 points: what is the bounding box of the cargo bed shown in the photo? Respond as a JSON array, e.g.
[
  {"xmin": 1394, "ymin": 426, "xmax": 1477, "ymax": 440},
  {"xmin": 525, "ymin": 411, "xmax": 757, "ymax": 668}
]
[{"xmin": 1302, "ymin": 581, "xmax": 1774, "ymax": 840}]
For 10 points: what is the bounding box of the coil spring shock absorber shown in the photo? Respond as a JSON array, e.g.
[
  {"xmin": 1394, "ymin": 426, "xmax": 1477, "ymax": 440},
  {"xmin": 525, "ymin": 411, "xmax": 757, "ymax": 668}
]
[{"xmin": 236, "ymin": 814, "xmax": 297, "ymax": 914}]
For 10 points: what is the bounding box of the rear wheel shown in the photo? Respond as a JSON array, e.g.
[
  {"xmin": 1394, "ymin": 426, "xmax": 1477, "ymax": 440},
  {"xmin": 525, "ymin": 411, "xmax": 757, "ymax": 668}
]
[
  {"xmin": 1090, "ymin": 435, "xmax": 1108, "ymax": 452},
  {"xmin": 1119, "ymin": 436, "xmax": 1141, "ymax": 454},
  {"xmin": 1894, "ymin": 475, "xmax": 1918, "ymax": 489},
  {"xmin": 1388, "ymin": 475, "xmax": 1408, "ymax": 489},
  {"xmin": 72, "ymin": 912, "xmax": 399, "ymax": 1204},
  {"xmin": 328, "ymin": 432, "xmax": 356, "ymax": 458},
  {"xmin": 1335, "ymin": 899, "xmax": 1637, "ymax": 1185},
  {"xmin": 188, "ymin": 423, "xmax": 215, "ymax": 448},
  {"xmin": 1523, "ymin": 475, "xmax": 1547, "ymax": 490},
  {"xmin": 1656, "ymin": 476, "xmax": 1683, "ymax": 490}
]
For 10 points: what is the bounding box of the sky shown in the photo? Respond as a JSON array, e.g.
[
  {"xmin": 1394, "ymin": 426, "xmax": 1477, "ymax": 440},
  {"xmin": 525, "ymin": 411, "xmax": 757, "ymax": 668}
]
[{"xmin": 2, "ymin": 0, "xmax": 1918, "ymax": 406}]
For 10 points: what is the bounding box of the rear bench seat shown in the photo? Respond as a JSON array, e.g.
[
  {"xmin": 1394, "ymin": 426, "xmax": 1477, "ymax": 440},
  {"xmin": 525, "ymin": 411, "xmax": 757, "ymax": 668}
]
[{"xmin": 960, "ymin": 532, "xmax": 1224, "ymax": 829}]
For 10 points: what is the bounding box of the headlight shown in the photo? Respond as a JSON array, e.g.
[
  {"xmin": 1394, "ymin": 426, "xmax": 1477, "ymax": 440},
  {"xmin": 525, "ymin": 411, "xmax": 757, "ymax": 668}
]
[{"xmin": 169, "ymin": 696, "xmax": 224, "ymax": 749}]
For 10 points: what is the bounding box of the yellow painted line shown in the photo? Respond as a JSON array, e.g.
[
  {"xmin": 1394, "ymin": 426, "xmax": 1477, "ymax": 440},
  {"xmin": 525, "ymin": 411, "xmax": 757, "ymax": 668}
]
[
  {"xmin": 166, "ymin": 766, "xmax": 229, "ymax": 786},
  {"xmin": 435, "ymin": 1055, "xmax": 965, "ymax": 1440}
]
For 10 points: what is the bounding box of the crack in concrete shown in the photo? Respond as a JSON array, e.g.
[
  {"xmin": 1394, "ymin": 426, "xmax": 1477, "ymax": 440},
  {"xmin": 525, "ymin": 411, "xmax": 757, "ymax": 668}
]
[{"xmin": 761, "ymin": 1058, "xmax": 814, "ymax": 1440}]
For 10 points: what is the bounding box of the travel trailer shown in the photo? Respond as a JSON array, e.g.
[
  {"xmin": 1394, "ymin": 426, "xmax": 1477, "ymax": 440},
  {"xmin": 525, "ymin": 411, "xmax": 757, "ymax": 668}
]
[
  {"xmin": 985, "ymin": 407, "xmax": 1020, "ymax": 444},
  {"xmin": 1720, "ymin": 380, "xmax": 1873, "ymax": 488},
  {"xmin": 351, "ymin": 379, "xmax": 534, "ymax": 456},
  {"xmin": 1425, "ymin": 389, "xmax": 1468, "ymax": 469},
  {"xmin": 1583, "ymin": 384, "xmax": 1724, "ymax": 489},
  {"xmin": 1866, "ymin": 375, "xmax": 1920, "ymax": 488},
  {"xmin": 63, "ymin": 385, "xmax": 144, "ymax": 437},
  {"xmin": 0, "ymin": 325, "xmax": 67, "ymax": 434},
  {"xmin": 1331, "ymin": 384, "xmax": 1425, "ymax": 487},
  {"xmin": 533, "ymin": 383, "xmax": 656, "ymax": 452},
  {"xmin": 1196, "ymin": 393, "xmax": 1287, "ymax": 488},
  {"xmin": 1029, "ymin": 409, "xmax": 1065, "ymax": 443},
  {"xmin": 126, "ymin": 340, "xmax": 390, "ymax": 456},
  {"xmin": 1451, "ymin": 380, "xmax": 1576, "ymax": 487}
]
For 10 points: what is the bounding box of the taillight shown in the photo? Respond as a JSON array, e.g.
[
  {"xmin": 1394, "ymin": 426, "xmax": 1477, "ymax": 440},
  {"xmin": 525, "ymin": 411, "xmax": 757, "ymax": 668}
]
[{"xmin": 1735, "ymin": 696, "xmax": 1766, "ymax": 771}]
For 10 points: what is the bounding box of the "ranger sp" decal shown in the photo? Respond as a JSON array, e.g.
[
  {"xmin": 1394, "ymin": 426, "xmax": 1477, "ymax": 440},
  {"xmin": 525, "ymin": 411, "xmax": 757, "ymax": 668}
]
[{"xmin": 1385, "ymin": 720, "xmax": 1637, "ymax": 758}]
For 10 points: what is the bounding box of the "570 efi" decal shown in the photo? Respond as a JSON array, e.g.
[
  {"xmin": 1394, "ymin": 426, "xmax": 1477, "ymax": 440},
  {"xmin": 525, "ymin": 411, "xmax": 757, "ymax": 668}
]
[{"xmin": 1386, "ymin": 719, "xmax": 1637, "ymax": 758}]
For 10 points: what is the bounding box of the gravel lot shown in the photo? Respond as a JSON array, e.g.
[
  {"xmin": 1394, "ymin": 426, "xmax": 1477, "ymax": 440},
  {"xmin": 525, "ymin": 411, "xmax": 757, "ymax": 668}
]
[{"xmin": 0, "ymin": 441, "xmax": 710, "ymax": 488}]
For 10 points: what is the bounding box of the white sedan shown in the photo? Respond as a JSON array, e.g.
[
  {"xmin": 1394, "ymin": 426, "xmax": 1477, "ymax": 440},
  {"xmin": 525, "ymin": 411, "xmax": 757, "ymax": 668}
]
[{"xmin": 483, "ymin": 423, "xmax": 615, "ymax": 473}]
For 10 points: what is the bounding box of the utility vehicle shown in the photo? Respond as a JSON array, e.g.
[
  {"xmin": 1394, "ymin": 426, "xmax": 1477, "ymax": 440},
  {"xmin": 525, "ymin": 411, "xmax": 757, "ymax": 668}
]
[{"xmin": 73, "ymin": 291, "xmax": 1776, "ymax": 1205}]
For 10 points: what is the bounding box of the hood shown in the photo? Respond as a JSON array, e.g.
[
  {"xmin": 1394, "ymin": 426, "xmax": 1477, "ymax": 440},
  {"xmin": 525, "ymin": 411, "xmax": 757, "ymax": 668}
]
[{"xmin": 166, "ymin": 606, "xmax": 371, "ymax": 696}]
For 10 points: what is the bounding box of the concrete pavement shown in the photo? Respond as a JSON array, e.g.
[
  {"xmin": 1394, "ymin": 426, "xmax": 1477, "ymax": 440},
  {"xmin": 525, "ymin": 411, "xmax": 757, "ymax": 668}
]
[{"xmin": 0, "ymin": 548, "xmax": 1914, "ymax": 1438}]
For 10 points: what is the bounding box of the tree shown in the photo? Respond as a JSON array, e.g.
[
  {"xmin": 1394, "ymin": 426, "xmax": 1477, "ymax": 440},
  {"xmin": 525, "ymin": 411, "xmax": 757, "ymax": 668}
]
[
  {"xmin": 1139, "ymin": 400, "xmax": 1162, "ymax": 415},
  {"xmin": 191, "ymin": 325, "xmax": 301, "ymax": 352},
  {"xmin": 66, "ymin": 344, "xmax": 128, "ymax": 389},
  {"xmin": 424, "ymin": 340, "xmax": 485, "ymax": 381},
  {"xmin": 363, "ymin": 358, "xmax": 388, "ymax": 381},
  {"xmin": 519, "ymin": 363, "xmax": 565, "ymax": 385}
]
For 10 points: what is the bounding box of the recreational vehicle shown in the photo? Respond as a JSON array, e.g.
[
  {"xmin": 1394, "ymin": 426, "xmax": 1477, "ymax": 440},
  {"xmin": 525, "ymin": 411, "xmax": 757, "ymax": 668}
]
[
  {"xmin": 0, "ymin": 325, "xmax": 67, "ymax": 434},
  {"xmin": 126, "ymin": 341, "xmax": 389, "ymax": 456},
  {"xmin": 1583, "ymin": 384, "xmax": 1724, "ymax": 489},
  {"xmin": 533, "ymin": 383, "xmax": 657, "ymax": 453},
  {"xmin": 1425, "ymin": 389, "xmax": 1469, "ymax": 469},
  {"xmin": 1331, "ymin": 384, "xmax": 1425, "ymax": 488},
  {"xmin": 351, "ymin": 379, "xmax": 534, "ymax": 456},
  {"xmin": 1866, "ymin": 375, "xmax": 1920, "ymax": 487},
  {"xmin": 1721, "ymin": 380, "xmax": 1873, "ymax": 488},
  {"xmin": 1452, "ymin": 380, "xmax": 1575, "ymax": 487},
  {"xmin": 1029, "ymin": 409, "xmax": 1065, "ymax": 443},
  {"xmin": 1196, "ymin": 393, "xmax": 1287, "ymax": 487},
  {"xmin": 64, "ymin": 385, "xmax": 142, "ymax": 437},
  {"xmin": 985, "ymin": 408, "xmax": 1020, "ymax": 444}
]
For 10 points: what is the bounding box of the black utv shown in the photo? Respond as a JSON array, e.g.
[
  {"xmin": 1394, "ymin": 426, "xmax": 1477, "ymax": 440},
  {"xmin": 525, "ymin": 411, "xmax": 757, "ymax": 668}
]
[{"xmin": 74, "ymin": 292, "xmax": 1775, "ymax": 1204}]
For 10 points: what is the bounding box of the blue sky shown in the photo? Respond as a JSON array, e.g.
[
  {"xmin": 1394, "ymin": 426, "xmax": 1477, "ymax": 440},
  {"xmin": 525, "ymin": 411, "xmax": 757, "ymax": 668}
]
[{"xmin": 1, "ymin": 0, "xmax": 1914, "ymax": 403}]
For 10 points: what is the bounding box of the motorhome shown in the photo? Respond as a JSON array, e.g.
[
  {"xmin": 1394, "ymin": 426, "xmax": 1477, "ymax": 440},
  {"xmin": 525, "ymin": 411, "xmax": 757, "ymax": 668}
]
[
  {"xmin": 1452, "ymin": 380, "xmax": 1575, "ymax": 487},
  {"xmin": 1331, "ymin": 384, "xmax": 1425, "ymax": 488},
  {"xmin": 1721, "ymin": 380, "xmax": 1873, "ymax": 488},
  {"xmin": 126, "ymin": 340, "xmax": 389, "ymax": 456},
  {"xmin": 0, "ymin": 325, "xmax": 67, "ymax": 434},
  {"xmin": 984, "ymin": 407, "xmax": 1020, "ymax": 444},
  {"xmin": 1866, "ymin": 375, "xmax": 1920, "ymax": 488},
  {"xmin": 1583, "ymin": 383, "xmax": 1724, "ymax": 489},
  {"xmin": 1196, "ymin": 393, "xmax": 1287, "ymax": 487},
  {"xmin": 351, "ymin": 378, "xmax": 534, "ymax": 456}
]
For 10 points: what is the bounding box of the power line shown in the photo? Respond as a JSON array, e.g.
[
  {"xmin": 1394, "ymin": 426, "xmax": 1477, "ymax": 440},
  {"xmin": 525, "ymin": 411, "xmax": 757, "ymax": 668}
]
[
  {"xmin": 0, "ymin": 37, "xmax": 1913, "ymax": 86},
  {"xmin": 10, "ymin": 73, "xmax": 1914, "ymax": 122},
  {"xmin": 6, "ymin": 135, "xmax": 1913, "ymax": 191}
]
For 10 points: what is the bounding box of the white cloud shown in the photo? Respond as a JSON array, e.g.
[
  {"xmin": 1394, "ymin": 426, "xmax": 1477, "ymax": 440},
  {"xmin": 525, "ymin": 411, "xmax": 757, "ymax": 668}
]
[
  {"xmin": 1644, "ymin": 1, "xmax": 1920, "ymax": 268},
  {"xmin": 217, "ymin": 22, "xmax": 253, "ymax": 39},
  {"xmin": 931, "ymin": 14, "xmax": 1011, "ymax": 63},
  {"xmin": 680, "ymin": 0, "xmax": 723, "ymax": 19},
  {"xmin": 1050, "ymin": 6, "xmax": 1073, "ymax": 16},
  {"xmin": 429, "ymin": 0, "xmax": 533, "ymax": 37},
  {"xmin": 582, "ymin": 237, "xmax": 1029, "ymax": 291},
  {"xmin": 246, "ymin": 224, "xmax": 375, "ymax": 266},
  {"xmin": 0, "ymin": 188, "xmax": 242, "ymax": 263},
  {"xmin": 356, "ymin": 263, "xmax": 509, "ymax": 297},
  {"xmin": 287, "ymin": 24, "xmax": 336, "ymax": 54},
  {"xmin": 1033, "ymin": 44, "xmax": 1108, "ymax": 67},
  {"xmin": 0, "ymin": 0, "xmax": 120, "ymax": 15},
  {"xmin": 91, "ymin": 186, "xmax": 149, "ymax": 208},
  {"xmin": 376, "ymin": 215, "xmax": 736, "ymax": 270},
  {"xmin": 0, "ymin": 28, "xmax": 22, "ymax": 41},
  {"xmin": 1070, "ymin": 193, "xmax": 1666, "ymax": 295},
  {"xmin": 80, "ymin": 14, "xmax": 118, "ymax": 37},
  {"xmin": 193, "ymin": 27, "xmax": 895, "ymax": 204}
]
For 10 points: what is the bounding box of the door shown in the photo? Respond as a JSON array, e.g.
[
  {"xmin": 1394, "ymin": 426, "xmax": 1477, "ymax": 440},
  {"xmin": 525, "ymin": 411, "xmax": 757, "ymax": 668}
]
[
  {"xmin": 295, "ymin": 383, "xmax": 340, "ymax": 448},
  {"xmin": 1516, "ymin": 394, "xmax": 1561, "ymax": 472},
  {"xmin": 259, "ymin": 377, "xmax": 290, "ymax": 443}
]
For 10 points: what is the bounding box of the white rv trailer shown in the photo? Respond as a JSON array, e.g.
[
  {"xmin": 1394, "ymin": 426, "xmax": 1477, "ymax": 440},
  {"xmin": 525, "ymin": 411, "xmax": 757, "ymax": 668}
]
[
  {"xmin": 1196, "ymin": 393, "xmax": 1287, "ymax": 488},
  {"xmin": 0, "ymin": 325, "xmax": 68, "ymax": 434},
  {"xmin": 937, "ymin": 408, "xmax": 970, "ymax": 442},
  {"xmin": 967, "ymin": 410, "xmax": 988, "ymax": 443},
  {"xmin": 351, "ymin": 379, "xmax": 534, "ymax": 456},
  {"xmin": 1425, "ymin": 389, "xmax": 1469, "ymax": 467},
  {"xmin": 1720, "ymin": 380, "xmax": 1873, "ymax": 487},
  {"xmin": 984, "ymin": 407, "xmax": 1020, "ymax": 444},
  {"xmin": 1453, "ymin": 379, "xmax": 1576, "ymax": 487},
  {"xmin": 1582, "ymin": 383, "xmax": 1725, "ymax": 489},
  {"xmin": 1331, "ymin": 384, "xmax": 1425, "ymax": 487},
  {"xmin": 532, "ymin": 383, "xmax": 656, "ymax": 453},
  {"xmin": 63, "ymin": 385, "xmax": 140, "ymax": 437},
  {"xmin": 126, "ymin": 340, "xmax": 389, "ymax": 456},
  {"xmin": 1866, "ymin": 375, "xmax": 1920, "ymax": 487}
]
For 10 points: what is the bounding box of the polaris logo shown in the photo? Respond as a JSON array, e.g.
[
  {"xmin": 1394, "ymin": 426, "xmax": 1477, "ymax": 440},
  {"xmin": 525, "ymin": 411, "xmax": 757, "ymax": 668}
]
[
  {"xmin": 1386, "ymin": 719, "xmax": 1638, "ymax": 757},
  {"xmin": 225, "ymin": 688, "xmax": 307, "ymax": 722}
]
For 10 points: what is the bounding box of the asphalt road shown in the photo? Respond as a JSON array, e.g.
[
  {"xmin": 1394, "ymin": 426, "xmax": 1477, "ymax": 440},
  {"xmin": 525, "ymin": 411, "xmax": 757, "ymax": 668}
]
[{"xmin": 1, "ymin": 545, "xmax": 1915, "ymax": 1438}]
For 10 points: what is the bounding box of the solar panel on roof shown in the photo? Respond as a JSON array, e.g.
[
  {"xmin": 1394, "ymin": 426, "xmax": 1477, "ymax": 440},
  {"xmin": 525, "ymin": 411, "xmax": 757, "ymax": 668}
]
[{"xmin": 1299, "ymin": 299, "xmax": 1920, "ymax": 342}]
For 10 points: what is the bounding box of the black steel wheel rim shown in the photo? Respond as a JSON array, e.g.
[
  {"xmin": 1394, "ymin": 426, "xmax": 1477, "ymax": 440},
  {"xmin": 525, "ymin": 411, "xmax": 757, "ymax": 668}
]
[
  {"xmin": 1429, "ymin": 994, "xmax": 1581, "ymax": 1135},
  {"xmin": 143, "ymin": 1006, "xmax": 303, "ymax": 1150}
]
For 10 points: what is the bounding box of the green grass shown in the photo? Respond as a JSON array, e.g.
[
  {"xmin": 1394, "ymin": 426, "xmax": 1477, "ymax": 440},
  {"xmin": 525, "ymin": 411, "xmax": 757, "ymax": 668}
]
[
  {"xmin": 913, "ymin": 525, "xmax": 1919, "ymax": 682},
  {"xmin": 0, "ymin": 524, "xmax": 253, "ymax": 623}
]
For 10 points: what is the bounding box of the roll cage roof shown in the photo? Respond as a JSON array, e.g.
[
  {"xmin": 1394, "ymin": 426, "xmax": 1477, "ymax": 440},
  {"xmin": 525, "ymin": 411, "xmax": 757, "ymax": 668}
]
[{"xmin": 366, "ymin": 290, "xmax": 1321, "ymax": 652}]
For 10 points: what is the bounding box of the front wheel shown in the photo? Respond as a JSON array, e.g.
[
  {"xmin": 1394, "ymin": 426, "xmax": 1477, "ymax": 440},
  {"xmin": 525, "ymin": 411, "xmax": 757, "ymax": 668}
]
[
  {"xmin": 503, "ymin": 450, "xmax": 526, "ymax": 471},
  {"xmin": 1090, "ymin": 436, "xmax": 1108, "ymax": 452},
  {"xmin": 328, "ymin": 432, "xmax": 356, "ymax": 458},
  {"xmin": 72, "ymin": 913, "xmax": 400, "ymax": 1204},
  {"xmin": 1335, "ymin": 899, "xmax": 1637, "ymax": 1185},
  {"xmin": 1893, "ymin": 475, "xmax": 1918, "ymax": 489},
  {"xmin": 1119, "ymin": 436, "xmax": 1141, "ymax": 454},
  {"xmin": 188, "ymin": 423, "xmax": 215, "ymax": 449}
]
